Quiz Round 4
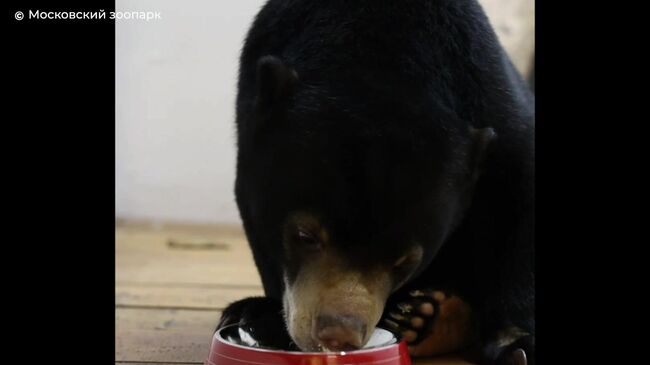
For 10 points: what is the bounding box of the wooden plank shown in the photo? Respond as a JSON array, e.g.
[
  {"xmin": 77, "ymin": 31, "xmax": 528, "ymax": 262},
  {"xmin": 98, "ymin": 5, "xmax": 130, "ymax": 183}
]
[
  {"xmin": 116, "ymin": 308, "xmax": 218, "ymax": 363},
  {"xmin": 115, "ymin": 224, "xmax": 251, "ymax": 256},
  {"xmin": 116, "ymin": 257, "xmax": 261, "ymax": 287},
  {"xmin": 116, "ymin": 283, "xmax": 263, "ymax": 310},
  {"xmin": 116, "ymin": 225, "xmax": 262, "ymax": 286}
]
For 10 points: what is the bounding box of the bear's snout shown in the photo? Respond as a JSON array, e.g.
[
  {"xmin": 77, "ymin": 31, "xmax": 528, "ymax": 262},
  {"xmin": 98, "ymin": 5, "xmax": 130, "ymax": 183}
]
[
  {"xmin": 281, "ymin": 252, "xmax": 392, "ymax": 352},
  {"xmin": 315, "ymin": 313, "xmax": 367, "ymax": 351}
]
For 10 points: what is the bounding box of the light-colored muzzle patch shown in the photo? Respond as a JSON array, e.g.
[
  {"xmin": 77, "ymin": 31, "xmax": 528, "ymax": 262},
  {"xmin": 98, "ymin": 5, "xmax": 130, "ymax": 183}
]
[{"xmin": 282, "ymin": 251, "xmax": 392, "ymax": 351}]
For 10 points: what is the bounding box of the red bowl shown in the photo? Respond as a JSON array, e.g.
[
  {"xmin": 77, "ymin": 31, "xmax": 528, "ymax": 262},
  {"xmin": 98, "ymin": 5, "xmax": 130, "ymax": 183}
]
[{"xmin": 206, "ymin": 324, "xmax": 412, "ymax": 365}]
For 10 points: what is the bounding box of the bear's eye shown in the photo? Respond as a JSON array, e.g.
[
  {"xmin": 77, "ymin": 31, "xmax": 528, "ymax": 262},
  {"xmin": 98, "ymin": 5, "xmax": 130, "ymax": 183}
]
[{"xmin": 295, "ymin": 229, "xmax": 320, "ymax": 248}]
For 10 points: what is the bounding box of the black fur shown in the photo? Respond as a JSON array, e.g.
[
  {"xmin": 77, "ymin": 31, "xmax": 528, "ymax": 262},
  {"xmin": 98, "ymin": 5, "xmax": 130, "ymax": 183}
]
[{"xmin": 221, "ymin": 0, "xmax": 534, "ymax": 363}]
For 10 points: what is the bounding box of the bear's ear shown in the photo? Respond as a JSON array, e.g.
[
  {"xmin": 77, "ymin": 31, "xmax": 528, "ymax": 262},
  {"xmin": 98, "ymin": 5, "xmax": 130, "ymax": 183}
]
[
  {"xmin": 469, "ymin": 127, "xmax": 497, "ymax": 178},
  {"xmin": 255, "ymin": 55, "xmax": 299, "ymax": 118}
]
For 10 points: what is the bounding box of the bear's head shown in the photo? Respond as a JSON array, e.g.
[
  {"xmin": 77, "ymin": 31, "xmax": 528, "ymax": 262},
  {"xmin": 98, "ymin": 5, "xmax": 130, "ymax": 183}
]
[{"xmin": 235, "ymin": 56, "xmax": 495, "ymax": 351}]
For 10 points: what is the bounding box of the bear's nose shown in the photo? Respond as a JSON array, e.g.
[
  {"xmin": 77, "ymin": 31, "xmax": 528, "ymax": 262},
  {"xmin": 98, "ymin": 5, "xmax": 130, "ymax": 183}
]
[{"xmin": 315, "ymin": 314, "xmax": 367, "ymax": 351}]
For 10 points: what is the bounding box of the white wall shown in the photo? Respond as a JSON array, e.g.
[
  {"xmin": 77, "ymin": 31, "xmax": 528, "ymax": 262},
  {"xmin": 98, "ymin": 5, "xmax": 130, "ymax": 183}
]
[
  {"xmin": 115, "ymin": 0, "xmax": 534, "ymax": 225},
  {"xmin": 116, "ymin": 0, "xmax": 266, "ymax": 224}
]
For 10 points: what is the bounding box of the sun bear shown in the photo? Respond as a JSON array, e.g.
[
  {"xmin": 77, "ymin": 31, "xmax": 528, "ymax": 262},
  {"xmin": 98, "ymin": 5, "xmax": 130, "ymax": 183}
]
[{"xmin": 218, "ymin": 1, "xmax": 535, "ymax": 364}]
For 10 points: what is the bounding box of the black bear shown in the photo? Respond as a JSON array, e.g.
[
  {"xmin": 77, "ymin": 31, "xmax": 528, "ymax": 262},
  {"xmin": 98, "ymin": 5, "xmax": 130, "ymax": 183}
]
[{"xmin": 218, "ymin": 0, "xmax": 534, "ymax": 364}]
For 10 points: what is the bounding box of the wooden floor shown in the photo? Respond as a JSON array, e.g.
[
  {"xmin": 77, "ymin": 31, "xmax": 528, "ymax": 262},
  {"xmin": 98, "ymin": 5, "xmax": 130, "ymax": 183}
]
[{"xmin": 115, "ymin": 220, "xmax": 474, "ymax": 365}]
